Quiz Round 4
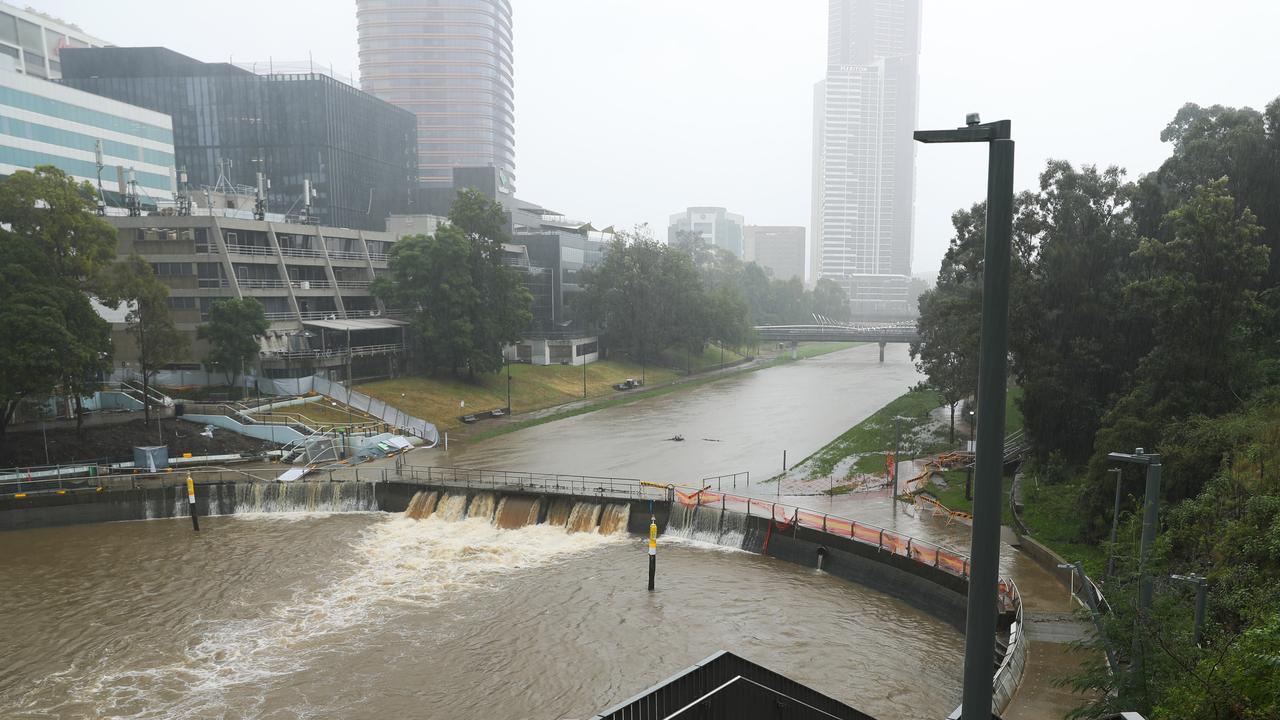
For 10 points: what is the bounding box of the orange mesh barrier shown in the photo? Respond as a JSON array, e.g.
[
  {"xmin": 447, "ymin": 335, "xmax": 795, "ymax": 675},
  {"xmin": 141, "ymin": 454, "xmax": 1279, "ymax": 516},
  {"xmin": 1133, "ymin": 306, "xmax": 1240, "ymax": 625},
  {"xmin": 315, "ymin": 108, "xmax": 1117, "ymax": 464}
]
[
  {"xmin": 937, "ymin": 550, "xmax": 968, "ymax": 576},
  {"xmin": 749, "ymin": 498, "xmax": 775, "ymax": 516},
  {"xmin": 796, "ymin": 510, "xmax": 826, "ymax": 530},
  {"xmin": 852, "ymin": 524, "xmax": 882, "ymax": 546},
  {"xmin": 824, "ymin": 517, "xmax": 853, "ymax": 537}
]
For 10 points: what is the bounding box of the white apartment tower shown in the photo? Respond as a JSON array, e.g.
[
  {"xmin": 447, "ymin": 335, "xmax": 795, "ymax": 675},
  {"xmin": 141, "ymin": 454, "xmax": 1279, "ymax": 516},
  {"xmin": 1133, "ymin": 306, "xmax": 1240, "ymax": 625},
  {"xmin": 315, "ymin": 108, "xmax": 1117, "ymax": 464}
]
[{"xmin": 811, "ymin": 0, "xmax": 921, "ymax": 310}]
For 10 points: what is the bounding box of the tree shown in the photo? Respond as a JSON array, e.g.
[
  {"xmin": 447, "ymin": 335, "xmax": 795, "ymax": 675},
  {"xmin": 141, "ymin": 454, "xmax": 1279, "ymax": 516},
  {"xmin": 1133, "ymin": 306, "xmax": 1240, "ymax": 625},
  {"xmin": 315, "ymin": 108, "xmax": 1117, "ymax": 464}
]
[
  {"xmin": 0, "ymin": 232, "xmax": 76, "ymax": 450},
  {"xmin": 0, "ymin": 166, "xmax": 116, "ymax": 287},
  {"xmin": 448, "ymin": 189, "xmax": 532, "ymax": 376},
  {"xmin": 375, "ymin": 190, "xmax": 531, "ymax": 378},
  {"xmin": 0, "ymin": 166, "xmax": 117, "ymax": 435},
  {"xmin": 1085, "ymin": 178, "xmax": 1269, "ymax": 526},
  {"xmin": 375, "ymin": 228, "xmax": 478, "ymax": 375},
  {"xmin": 912, "ymin": 287, "xmax": 976, "ymax": 443},
  {"xmin": 198, "ymin": 298, "xmax": 269, "ymax": 395},
  {"xmin": 1011, "ymin": 162, "xmax": 1147, "ymax": 465},
  {"xmin": 812, "ymin": 277, "xmax": 851, "ymax": 322},
  {"xmin": 578, "ymin": 229, "xmax": 708, "ymax": 361},
  {"xmin": 112, "ymin": 256, "xmax": 187, "ymax": 426}
]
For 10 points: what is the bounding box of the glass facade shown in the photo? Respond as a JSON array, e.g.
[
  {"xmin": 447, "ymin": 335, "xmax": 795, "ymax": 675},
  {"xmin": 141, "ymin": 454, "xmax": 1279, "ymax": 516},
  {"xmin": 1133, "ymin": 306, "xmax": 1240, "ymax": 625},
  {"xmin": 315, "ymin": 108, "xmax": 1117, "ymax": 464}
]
[
  {"xmin": 357, "ymin": 0, "xmax": 515, "ymax": 189},
  {"xmin": 61, "ymin": 47, "xmax": 417, "ymax": 231}
]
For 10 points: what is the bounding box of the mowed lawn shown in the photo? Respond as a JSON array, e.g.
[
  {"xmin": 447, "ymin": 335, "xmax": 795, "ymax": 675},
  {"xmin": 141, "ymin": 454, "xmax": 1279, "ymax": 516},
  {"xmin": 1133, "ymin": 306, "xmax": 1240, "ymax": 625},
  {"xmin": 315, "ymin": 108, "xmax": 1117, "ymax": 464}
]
[{"xmin": 358, "ymin": 359, "xmax": 679, "ymax": 430}]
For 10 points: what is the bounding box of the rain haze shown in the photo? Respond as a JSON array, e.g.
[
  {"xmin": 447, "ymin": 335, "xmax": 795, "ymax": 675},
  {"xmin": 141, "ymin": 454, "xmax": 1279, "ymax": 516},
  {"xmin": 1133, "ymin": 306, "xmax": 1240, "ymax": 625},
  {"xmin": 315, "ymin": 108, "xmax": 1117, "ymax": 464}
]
[{"xmin": 36, "ymin": 0, "xmax": 1280, "ymax": 276}]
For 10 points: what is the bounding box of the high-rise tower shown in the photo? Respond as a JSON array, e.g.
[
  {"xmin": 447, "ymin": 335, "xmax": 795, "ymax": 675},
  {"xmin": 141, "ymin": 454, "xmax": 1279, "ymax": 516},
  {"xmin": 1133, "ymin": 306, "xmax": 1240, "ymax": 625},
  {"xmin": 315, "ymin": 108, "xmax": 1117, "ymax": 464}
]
[
  {"xmin": 810, "ymin": 0, "xmax": 920, "ymax": 312},
  {"xmin": 357, "ymin": 0, "xmax": 515, "ymax": 191}
]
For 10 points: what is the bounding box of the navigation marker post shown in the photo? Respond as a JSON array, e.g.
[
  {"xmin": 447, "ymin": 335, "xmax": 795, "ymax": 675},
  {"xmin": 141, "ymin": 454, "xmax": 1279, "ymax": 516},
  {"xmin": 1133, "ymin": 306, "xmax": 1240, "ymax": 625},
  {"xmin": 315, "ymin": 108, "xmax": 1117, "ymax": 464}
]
[
  {"xmin": 186, "ymin": 474, "xmax": 199, "ymax": 532},
  {"xmin": 648, "ymin": 517, "xmax": 657, "ymax": 591}
]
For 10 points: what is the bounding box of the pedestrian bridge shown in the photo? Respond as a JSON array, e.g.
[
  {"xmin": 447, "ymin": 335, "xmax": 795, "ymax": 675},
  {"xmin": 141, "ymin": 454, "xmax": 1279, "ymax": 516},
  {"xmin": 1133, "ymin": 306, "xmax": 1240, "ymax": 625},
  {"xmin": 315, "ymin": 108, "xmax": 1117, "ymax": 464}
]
[{"xmin": 754, "ymin": 323, "xmax": 919, "ymax": 344}]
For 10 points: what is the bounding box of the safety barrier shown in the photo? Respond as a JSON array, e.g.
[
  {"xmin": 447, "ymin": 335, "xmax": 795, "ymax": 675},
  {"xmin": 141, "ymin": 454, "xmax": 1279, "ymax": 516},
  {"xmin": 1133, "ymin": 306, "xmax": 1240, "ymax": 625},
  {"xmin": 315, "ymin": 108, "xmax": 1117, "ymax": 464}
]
[
  {"xmin": 674, "ymin": 488, "xmax": 973, "ymax": 579},
  {"xmin": 395, "ymin": 464, "xmax": 671, "ymax": 503}
]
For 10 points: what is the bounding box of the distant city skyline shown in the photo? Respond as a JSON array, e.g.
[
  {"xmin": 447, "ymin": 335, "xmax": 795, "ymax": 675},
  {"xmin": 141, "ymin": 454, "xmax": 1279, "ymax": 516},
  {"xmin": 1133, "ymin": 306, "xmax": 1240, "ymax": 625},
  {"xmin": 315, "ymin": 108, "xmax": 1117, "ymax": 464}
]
[{"xmin": 28, "ymin": 0, "xmax": 1280, "ymax": 275}]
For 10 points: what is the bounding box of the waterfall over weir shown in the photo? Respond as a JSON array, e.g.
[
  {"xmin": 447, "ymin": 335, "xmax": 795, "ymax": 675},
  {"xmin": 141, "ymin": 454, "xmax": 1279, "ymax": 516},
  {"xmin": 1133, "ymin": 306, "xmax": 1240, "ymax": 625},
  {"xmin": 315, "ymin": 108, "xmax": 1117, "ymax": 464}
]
[
  {"xmin": 166, "ymin": 482, "xmax": 377, "ymax": 519},
  {"xmin": 402, "ymin": 491, "xmax": 630, "ymax": 535},
  {"xmin": 666, "ymin": 503, "xmax": 747, "ymax": 549}
]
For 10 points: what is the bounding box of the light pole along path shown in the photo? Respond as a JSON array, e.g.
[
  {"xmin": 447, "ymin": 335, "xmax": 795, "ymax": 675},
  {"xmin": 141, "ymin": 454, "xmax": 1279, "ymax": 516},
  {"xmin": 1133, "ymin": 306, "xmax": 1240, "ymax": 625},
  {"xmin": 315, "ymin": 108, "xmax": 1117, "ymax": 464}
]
[{"xmin": 914, "ymin": 114, "xmax": 1015, "ymax": 720}]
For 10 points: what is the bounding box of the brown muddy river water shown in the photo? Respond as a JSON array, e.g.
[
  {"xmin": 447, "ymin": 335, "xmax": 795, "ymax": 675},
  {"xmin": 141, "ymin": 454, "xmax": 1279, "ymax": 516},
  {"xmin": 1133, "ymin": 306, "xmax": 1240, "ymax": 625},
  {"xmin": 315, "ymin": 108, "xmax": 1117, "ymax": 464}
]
[{"xmin": 0, "ymin": 509, "xmax": 963, "ymax": 719}]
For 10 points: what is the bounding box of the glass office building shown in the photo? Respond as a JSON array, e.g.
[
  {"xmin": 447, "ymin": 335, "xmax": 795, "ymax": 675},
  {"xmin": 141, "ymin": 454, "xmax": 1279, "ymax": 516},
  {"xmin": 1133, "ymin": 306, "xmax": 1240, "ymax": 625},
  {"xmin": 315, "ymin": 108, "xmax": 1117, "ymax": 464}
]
[
  {"xmin": 0, "ymin": 64, "xmax": 175, "ymax": 207},
  {"xmin": 61, "ymin": 47, "xmax": 417, "ymax": 231},
  {"xmin": 357, "ymin": 0, "xmax": 516, "ymax": 190}
]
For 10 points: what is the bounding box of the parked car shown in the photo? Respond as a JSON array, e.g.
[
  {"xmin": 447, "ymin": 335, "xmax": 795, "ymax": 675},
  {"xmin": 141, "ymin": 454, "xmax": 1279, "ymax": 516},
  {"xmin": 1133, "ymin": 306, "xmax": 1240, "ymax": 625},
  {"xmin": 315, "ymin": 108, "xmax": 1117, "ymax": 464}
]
[{"xmin": 614, "ymin": 378, "xmax": 643, "ymax": 391}]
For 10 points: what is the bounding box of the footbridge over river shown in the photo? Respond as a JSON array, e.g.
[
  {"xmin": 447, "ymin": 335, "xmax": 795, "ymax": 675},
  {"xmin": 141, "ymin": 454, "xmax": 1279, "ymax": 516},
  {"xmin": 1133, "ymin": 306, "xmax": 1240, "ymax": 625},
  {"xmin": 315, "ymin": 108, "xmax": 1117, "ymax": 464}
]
[{"xmin": 754, "ymin": 322, "xmax": 919, "ymax": 361}]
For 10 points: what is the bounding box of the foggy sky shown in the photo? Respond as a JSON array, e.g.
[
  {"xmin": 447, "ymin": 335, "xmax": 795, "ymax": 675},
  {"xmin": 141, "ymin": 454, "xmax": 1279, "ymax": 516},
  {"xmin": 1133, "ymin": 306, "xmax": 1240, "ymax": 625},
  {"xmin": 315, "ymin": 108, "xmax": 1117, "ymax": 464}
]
[{"xmin": 37, "ymin": 0, "xmax": 1280, "ymax": 277}]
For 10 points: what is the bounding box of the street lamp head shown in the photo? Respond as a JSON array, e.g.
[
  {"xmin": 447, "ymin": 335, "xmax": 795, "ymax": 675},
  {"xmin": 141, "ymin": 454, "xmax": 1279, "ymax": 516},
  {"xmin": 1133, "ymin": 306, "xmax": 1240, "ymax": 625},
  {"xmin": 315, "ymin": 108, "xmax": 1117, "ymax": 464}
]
[{"xmin": 966, "ymin": 112, "xmax": 981, "ymax": 127}]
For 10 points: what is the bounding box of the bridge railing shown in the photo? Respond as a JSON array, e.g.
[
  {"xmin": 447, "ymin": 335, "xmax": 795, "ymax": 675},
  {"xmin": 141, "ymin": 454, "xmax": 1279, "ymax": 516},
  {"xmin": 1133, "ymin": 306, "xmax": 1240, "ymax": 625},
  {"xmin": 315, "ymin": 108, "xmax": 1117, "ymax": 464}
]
[{"xmin": 392, "ymin": 464, "xmax": 671, "ymax": 502}]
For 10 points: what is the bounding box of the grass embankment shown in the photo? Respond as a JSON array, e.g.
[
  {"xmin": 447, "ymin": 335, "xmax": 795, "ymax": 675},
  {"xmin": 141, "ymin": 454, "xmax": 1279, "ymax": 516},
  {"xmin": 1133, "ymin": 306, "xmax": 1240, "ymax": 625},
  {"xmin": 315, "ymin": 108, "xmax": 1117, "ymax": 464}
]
[
  {"xmin": 786, "ymin": 387, "xmax": 948, "ymax": 492},
  {"xmin": 1018, "ymin": 478, "xmax": 1108, "ymax": 575},
  {"xmin": 924, "ymin": 471, "xmax": 1016, "ymax": 525},
  {"xmin": 359, "ymin": 359, "xmax": 678, "ymax": 431},
  {"xmin": 362, "ymin": 341, "xmax": 859, "ymax": 437},
  {"xmin": 656, "ymin": 344, "xmax": 746, "ymax": 373}
]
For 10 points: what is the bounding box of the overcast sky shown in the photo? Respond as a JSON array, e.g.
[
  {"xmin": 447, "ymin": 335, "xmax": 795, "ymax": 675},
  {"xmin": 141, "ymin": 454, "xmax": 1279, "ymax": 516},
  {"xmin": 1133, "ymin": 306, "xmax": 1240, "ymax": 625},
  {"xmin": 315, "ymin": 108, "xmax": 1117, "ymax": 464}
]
[{"xmin": 38, "ymin": 0, "xmax": 1280, "ymax": 276}]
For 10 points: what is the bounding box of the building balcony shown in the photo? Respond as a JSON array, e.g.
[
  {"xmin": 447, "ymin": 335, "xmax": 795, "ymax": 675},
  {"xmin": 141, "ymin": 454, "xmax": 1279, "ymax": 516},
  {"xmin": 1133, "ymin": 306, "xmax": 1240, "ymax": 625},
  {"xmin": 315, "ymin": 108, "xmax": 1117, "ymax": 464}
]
[
  {"xmin": 278, "ymin": 246, "xmax": 325, "ymax": 259},
  {"xmin": 336, "ymin": 279, "xmax": 372, "ymax": 289},
  {"xmin": 327, "ymin": 249, "xmax": 366, "ymax": 261},
  {"xmin": 262, "ymin": 343, "xmax": 406, "ymax": 360},
  {"xmin": 225, "ymin": 243, "xmax": 276, "ymax": 257}
]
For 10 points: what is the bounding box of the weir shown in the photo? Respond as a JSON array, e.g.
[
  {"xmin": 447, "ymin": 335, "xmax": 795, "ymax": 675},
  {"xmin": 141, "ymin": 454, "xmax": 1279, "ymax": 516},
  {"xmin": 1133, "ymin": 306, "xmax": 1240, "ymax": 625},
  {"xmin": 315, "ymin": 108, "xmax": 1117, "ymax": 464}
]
[{"xmin": 401, "ymin": 489, "xmax": 631, "ymax": 535}]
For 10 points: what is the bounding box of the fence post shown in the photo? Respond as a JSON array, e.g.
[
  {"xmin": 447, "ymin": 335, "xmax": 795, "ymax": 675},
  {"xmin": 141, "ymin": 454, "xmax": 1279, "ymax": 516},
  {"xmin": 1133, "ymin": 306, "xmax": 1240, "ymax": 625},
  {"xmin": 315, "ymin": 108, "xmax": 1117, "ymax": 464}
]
[
  {"xmin": 878, "ymin": 529, "xmax": 884, "ymax": 551},
  {"xmin": 906, "ymin": 538, "xmax": 913, "ymax": 558},
  {"xmin": 935, "ymin": 548, "xmax": 940, "ymax": 567},
  {"xmin": 823, "ymin": 514, "xmax": 827, "ymax": 532}
]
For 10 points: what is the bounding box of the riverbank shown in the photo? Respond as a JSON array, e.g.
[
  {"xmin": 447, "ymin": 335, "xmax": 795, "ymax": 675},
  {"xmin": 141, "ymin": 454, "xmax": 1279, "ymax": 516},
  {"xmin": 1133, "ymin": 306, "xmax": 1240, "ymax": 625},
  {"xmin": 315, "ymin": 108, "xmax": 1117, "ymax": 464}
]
[
  {"xmin": 428, "ymin": 342, "xmax": 858, "ymax": 442},
  {"xmin": 774, "ymin": 386, "xmax": 951, "ymax": 494}
]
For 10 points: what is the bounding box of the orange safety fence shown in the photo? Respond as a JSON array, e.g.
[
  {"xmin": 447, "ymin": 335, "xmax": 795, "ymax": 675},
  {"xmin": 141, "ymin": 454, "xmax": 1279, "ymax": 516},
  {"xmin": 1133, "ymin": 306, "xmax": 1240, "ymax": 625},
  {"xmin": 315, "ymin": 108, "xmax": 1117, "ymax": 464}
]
[
  {"xmin": 824, "ymin": 516, "xmax": 853, "ymax": 537},
  {"xmin": 668, "ymin": 483, "xmax": 974, "ymax": 579},
  {"xmin": 796, "ymin": 509, "xmax": 827, "ymax": 531}
]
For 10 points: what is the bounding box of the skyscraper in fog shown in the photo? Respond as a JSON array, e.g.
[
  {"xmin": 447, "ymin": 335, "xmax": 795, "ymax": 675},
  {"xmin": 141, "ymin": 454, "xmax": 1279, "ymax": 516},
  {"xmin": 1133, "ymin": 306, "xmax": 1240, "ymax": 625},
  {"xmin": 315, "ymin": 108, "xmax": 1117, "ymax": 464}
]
[
  {"xmin": 357, "ymin": 0, "xmax": 515, "ymax": 191},
  {"xmin": 811, "ymin": 0, "xmax": 920, "ymax": 312}
]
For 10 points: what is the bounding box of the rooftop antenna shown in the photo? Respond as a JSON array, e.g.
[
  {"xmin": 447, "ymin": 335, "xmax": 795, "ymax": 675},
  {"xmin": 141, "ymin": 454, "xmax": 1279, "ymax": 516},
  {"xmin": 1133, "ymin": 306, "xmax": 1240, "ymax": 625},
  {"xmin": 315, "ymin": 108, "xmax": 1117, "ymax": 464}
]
[
  {"xmin": 301, "ymin": 178, "xmax": 316, "ymax": 224},
  {"xmin": 120, "ymin": 167, "xmax": 141, "ymax": 217},
  {"xmin": 94, "ymin": 139, "xmax": 106, "ymax": 215},
  {"xmin": 175, "ymin": 166, "xmax": 192, "ymax": 216},
  {"xmin": 254, "ymin": 171, "xmax": 268, "ymax": 221}
]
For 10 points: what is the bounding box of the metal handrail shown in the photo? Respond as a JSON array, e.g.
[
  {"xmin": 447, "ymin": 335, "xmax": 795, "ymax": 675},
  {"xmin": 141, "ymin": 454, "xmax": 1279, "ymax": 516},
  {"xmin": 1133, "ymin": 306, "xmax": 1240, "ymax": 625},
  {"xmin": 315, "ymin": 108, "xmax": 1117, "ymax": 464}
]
[
  {"xmin": 225, "ymin": 243, "xmax": 275, "ymax": 257},
  {"xmin": 393, "ymin": 464, "xmax": 670, "ymax": 502},
  {"xmin": 278, "ymin": 246, "xmax": 324, "ymax": 259}
]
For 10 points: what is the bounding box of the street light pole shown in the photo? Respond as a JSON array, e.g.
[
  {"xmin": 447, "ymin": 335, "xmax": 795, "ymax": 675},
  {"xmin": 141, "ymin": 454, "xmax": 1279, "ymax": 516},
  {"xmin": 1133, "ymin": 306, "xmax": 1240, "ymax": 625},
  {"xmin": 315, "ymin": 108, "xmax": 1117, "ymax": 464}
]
[
  {"xmin": 1107, "ymin": 448, "xmax": 1163, "ymax": 697},
  {"xmin": 1171, "ymin": 573, "xmax": 1208, "ymax": 647},
  {"xmin": 915, "ymin": 115, "xmax": 1014, "ymax": 720},
  {"xmin": 1106, "ymin": 467, "xmax": 1123, "ymax": 578},
  {"xmin": 506, "ymin": 353, "xmax": 512, "ymax": 412}
]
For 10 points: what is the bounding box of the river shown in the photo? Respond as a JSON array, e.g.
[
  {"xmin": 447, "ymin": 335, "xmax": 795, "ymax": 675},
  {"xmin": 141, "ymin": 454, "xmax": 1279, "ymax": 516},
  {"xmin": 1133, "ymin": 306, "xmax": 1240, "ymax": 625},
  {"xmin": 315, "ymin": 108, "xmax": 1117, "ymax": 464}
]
[
  {"xmin": 0, "ymin": 511, "xmax": 963, "ymax": 719},
  {"xmin": 443, "ymin": 343, "xmax": 923, "ymax": 484},
  {"xmin": 0, "ymin": 342, "xmax": 1072, "ymax": 719}
]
